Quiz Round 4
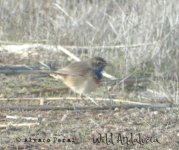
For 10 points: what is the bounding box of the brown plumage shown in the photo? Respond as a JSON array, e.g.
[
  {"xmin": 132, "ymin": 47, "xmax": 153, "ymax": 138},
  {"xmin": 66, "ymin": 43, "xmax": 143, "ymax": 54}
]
[{"xmin": 50, "ymin": 57, "xmax": 107, "ymax": 95}]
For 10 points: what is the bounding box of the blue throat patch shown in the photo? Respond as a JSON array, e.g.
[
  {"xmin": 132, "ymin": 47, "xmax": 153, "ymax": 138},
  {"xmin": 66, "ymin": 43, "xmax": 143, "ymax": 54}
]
[{"xmin": 95, "ymin": 65, "xmax": 104, "ymax": 80}]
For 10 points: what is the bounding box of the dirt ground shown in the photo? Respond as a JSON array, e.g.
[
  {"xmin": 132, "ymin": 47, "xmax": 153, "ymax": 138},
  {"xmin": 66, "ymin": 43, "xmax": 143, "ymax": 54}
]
[
  {"xmin": 0, "ymin": 102, "xmax": 179, "ymax": 150},
  {"xmin": 0, "ymin": 75, "xmax": 179, "ymax": 150}
]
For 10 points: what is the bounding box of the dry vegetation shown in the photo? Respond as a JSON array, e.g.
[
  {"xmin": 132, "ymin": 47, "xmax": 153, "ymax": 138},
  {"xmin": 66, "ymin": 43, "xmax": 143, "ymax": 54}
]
[{"xmin": 0, "ymin": 0, "xmax": 179, "ymax": 149}]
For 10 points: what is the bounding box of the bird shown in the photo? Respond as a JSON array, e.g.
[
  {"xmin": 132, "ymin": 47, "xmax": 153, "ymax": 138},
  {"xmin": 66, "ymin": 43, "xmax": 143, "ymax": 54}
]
[{"xmin": 49, "ymin": 57, "xmax": 107, "ymax": 104}]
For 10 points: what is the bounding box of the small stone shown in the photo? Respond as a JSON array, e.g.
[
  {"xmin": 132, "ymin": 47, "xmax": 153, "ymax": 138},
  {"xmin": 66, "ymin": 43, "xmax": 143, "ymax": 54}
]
[
  {"xmin": 177, "ymin": 132, "xmax": 179, "ymax": 137},
  {"xmin": 114, "ymin": 107, "xmax": 119, "ymax": 111}
]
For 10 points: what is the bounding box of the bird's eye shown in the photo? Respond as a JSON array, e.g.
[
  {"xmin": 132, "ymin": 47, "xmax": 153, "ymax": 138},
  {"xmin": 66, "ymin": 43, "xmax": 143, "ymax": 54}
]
[{"xmin": 97, "ymin": 61, "xmax": 102, "ymax": 65}]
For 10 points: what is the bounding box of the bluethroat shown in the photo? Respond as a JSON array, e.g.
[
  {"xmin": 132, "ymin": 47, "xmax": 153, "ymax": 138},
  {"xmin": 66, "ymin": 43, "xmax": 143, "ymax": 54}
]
[{"xmin": 49, "ymin": 57, "xmax": 107, "ymax": 97}]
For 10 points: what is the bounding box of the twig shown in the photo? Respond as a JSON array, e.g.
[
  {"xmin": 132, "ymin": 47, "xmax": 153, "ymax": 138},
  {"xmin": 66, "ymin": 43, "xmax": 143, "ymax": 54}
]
[
  {"xmin": 6, "ymin": 115, "xmax": 38, "ymax": 121},
  {"xmin": 56, "ymin": 45, "xmax": 80, "ymax": 61},
  {"xmin": 0, "ymin": 122, "xmax": 39, "ymax": 128},
  {"xmin": 53, "ymin": 3, "xmax": 73, "ymax": 21}
]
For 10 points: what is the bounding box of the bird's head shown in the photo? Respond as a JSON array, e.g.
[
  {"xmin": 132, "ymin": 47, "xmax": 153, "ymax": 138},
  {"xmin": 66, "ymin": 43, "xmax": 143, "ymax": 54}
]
[
  {"xmin": 88, "ymin": 57, "xmax": 107, "ymax": 80},
  {"xmin": 90, "ymin": 57, "xmax": 107, "ymax": 70}
]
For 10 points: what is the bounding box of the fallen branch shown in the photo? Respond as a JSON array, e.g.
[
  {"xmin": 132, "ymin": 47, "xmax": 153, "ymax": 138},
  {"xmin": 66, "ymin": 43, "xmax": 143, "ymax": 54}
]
[
  {"xmin": 0, "ymin": 64, "xmax": 50, "ymax": 75},
  {"xmin": 0, "ymin": 103, "xmax": 177, "ymax": 111}
]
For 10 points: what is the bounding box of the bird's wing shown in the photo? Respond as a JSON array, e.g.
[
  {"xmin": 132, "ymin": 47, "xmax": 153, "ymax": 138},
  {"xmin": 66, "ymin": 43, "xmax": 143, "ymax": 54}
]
[{"xmin": 54, "ymin": 61, "xmax": 93, "ymax": 76}]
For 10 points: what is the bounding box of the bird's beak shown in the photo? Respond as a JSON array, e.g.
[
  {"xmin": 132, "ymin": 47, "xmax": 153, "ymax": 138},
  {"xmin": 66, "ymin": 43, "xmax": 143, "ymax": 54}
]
[{"xmin": 104, "ymin": 62, "xmax": 108, "ymax": 66}]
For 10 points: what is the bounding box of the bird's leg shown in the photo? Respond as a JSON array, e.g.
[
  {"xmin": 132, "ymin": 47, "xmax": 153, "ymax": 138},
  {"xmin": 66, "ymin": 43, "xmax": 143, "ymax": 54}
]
[
  {"xmin": 81, "ymin": 94, "xmax": 99, "ymax": 106},
  {"xmin": 80, "ymin": 94, "xmax": 87, "ymax": 103},
  {"xmin": 79, "ymin": 94, "xmax": 88, "ymax": 105},
  {"xmin": 75, "ymin": 93, "xmax": 81, "ymax": 104},
  {"xmin": 80, "ymin": 94, "xmax": 84, "ymax": 100}
]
